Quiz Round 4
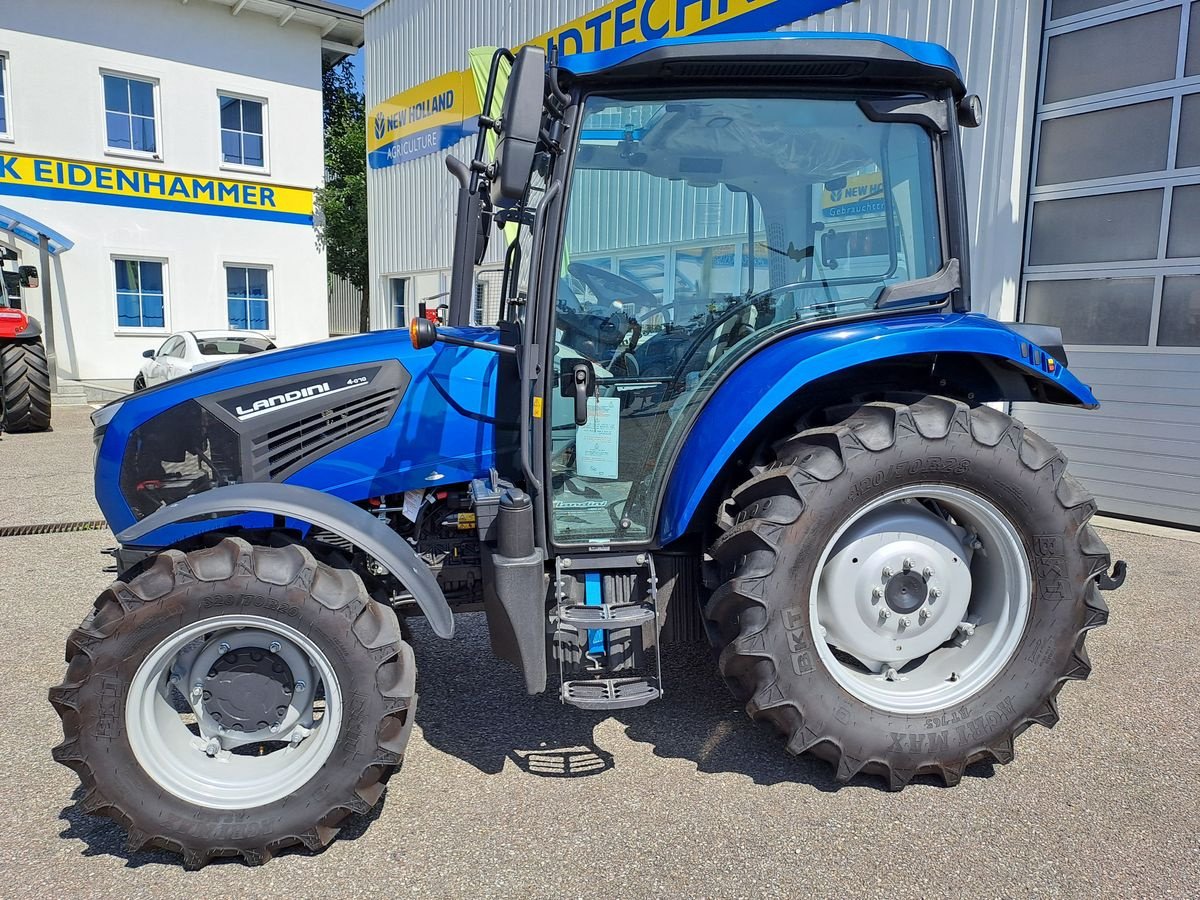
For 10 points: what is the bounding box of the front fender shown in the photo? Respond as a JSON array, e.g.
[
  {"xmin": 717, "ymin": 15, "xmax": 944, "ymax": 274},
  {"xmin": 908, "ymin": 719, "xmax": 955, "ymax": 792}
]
[
  {"xmin": 117, "ymin": 482, "xmax": 453, "ymax": 638},
  {"xmin": 658, "ymin": 313, "xmax": 1096, "ymax": 545}
]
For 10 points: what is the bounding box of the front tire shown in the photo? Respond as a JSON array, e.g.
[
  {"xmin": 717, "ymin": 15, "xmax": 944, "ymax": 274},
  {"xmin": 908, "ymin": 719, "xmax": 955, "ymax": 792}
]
[
  {"xmin": 705, "ymin": 397, "xmax": 1112, "ymax": 789},
  {"xmin": 49, "ymin": 537, "xmax": 417, "ymax": 867},
  {"xmin": 1, "ymin": 339, "xmax": 51, "ymax": 432}
]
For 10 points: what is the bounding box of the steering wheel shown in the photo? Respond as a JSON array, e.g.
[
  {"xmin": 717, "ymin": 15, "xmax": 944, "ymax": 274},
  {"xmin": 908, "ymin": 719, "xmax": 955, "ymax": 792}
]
[{"xmin": 567, "ymin": 262, "xmax": 658, "ymax": 313}]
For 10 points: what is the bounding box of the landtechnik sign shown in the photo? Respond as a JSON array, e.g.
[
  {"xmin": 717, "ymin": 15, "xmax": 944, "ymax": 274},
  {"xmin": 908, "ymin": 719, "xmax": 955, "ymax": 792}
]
[
  {"xmin": 367, "ymin": 0, "xmax": 858, "ymax": 169},
  {"xmin": 0, "ymin": 151, "xmax": 314, "ymax": 225}
]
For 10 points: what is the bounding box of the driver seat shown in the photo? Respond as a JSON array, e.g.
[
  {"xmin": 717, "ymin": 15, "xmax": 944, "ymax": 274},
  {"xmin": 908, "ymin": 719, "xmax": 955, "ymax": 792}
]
[{"xmin": 706, "ymin": 304, "xmax": 758, "ymax": 367}]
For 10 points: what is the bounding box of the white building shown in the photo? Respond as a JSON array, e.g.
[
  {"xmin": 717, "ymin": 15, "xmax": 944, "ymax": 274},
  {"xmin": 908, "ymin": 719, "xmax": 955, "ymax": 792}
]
[
  {"xmin": 0, "ymin": 0, "xmax": 363, "ymax": 385},
  {"xmin": 364, "ymin": 0, "xmax": 1200, "ymax": 529}
]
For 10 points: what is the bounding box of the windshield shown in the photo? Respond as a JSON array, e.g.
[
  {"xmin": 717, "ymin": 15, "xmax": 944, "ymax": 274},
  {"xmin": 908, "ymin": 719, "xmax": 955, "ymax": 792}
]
[
  {"xmin": 197, "ymin": 337, "xmax": 274, "ymax": 355},
  {"xmin": 549, "ymin": 92, "xmax": 944, "ymax": 546}
]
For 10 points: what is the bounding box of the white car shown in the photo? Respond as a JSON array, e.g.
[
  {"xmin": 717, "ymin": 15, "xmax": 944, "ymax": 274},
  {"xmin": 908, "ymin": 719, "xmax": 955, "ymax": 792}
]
[{"xmin": 134, "ymin": 330, "xmax": 275, "ymax": 390}]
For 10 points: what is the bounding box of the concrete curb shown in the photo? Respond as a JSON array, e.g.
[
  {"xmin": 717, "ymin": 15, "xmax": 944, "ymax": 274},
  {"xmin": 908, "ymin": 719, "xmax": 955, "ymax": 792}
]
[{"xmin": 1093, "ymin": 515, "xmax": 1200, "ymax": 545}]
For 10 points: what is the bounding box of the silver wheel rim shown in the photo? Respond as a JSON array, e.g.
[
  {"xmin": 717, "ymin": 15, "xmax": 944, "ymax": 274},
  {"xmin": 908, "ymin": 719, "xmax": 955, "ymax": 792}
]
[
  {"xmin": 126, "ymin": 614, "xmax": 342, "ymax": 810},
  {"xmin": 809, "ymin": 484, "xmax": 1031, "ymax": 714}
]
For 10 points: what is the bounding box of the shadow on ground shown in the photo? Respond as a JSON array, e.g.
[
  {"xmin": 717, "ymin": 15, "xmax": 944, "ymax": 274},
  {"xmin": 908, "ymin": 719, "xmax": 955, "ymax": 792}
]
[
  {"xmin": 411, "ymin": 613, "xmax": 994, "ymax": 790},
  {"xmin": 58, "ymin": 784, "xmax": 385, "ymax": 869}
]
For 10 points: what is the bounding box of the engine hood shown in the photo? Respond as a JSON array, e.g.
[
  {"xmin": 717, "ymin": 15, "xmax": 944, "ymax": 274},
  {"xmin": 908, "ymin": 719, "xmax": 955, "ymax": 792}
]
[{"xmin": 95, "ymin": 327, "xmax": 505, "ymax": 540}]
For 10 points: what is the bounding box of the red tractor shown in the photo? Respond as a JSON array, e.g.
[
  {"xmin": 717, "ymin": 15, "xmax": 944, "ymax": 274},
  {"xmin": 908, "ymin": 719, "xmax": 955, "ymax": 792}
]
[{"xmin": 0, "ymin": 248, "xmax": 50, "ymax": 433}]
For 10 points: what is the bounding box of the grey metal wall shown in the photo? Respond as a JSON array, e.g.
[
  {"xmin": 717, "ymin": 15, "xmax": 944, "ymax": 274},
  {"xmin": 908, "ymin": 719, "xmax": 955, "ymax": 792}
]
[{"xmin": 1014, "ymin": 349, "xmax": 1200, "ymax": 526}]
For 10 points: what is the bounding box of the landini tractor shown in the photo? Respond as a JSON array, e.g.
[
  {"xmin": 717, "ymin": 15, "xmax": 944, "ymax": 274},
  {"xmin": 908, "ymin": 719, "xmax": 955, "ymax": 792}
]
[
  {"xmin": 0, "ymin": 248, "xmax": 49, "ymax": 433},
  {"xmin": 51, "ymin": 34, "xmax": 1126, "ymax": 867}
]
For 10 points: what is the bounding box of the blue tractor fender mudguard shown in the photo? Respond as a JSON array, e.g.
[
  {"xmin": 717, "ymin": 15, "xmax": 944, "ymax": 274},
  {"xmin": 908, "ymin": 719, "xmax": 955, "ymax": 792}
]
[
  {"xmin": 658, "ymin": 312, "xmax": 1097, "ymax": 545},
  {"xmin": 117, "ymin": 482, "xmax": 454, "ymax": 639}
]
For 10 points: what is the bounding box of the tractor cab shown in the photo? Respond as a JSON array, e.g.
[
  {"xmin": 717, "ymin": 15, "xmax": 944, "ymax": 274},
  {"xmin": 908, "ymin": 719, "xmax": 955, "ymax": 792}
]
[{"xmin": 417, "ymin": 35, "xmax": 978, "ymax": 554}]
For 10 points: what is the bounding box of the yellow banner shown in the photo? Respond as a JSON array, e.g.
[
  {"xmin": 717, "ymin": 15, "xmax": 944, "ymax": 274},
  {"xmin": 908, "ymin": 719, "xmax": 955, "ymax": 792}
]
[
  {"xmin": 523, "ymin": 0, "xmax": 780, "ymax": 56},
  {"xmin": 822, "ymin": 171, "xmax": 885, "ymax": 219},
  {"xmin": 369, "ymin": 69, "xmax": 477, "ymax": 159},
  {"xmin": 0, "ymin": 151, "xmax": 313, "ymax": 223},
  {"xmin": 367, "ymin": 0, "xmax": 824, "ymax": 168}
]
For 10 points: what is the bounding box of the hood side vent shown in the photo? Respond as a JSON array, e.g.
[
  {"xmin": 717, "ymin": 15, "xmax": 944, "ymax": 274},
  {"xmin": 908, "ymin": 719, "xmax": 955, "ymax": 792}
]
[{"xmin": 249, "ymin": 387, "xmax": 401, "ymax": 481}]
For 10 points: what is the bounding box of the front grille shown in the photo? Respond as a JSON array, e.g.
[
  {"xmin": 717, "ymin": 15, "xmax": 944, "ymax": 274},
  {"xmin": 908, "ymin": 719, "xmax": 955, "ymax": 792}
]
[{"xmin": 249, "ymin": 388, "xmax": 400, "ymax": 480}]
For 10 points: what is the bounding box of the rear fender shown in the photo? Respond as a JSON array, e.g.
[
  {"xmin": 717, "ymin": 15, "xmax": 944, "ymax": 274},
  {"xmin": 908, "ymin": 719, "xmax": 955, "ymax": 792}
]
[
  {"xmin": 658, "ymin": 313, "xmax": 1095, "ymax": 545},
  {"xmin": 117, "ymin": 482, "xmax": 453, "ymax": 638}
]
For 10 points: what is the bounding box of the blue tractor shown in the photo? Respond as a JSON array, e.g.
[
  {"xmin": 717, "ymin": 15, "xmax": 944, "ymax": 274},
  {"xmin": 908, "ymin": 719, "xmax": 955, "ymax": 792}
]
[{"xmin": 51, "ymin": 34, "xmax": 1125, "ymax": 867}]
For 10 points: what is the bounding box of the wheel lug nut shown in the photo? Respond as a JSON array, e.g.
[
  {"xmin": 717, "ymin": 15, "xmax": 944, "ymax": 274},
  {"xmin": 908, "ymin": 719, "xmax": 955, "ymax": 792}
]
[
  {"xmin": 871, "ymin": 587, "xmax": 883, "ymax": 602},
  {"xmin": 269, "ymin": 723, "xmax": 280, "ymax": 734},
  {"xmin": 218, "ymin": 641, "xmax": 231, "ymax": 654},
  {"xmin": 902, "ymin": 558, "xmax": 914, "ymax": 572},
  {"xmin": 899, "ymin": 617, "xmax": 911, "ymax": 629},
  {"xmin": 269, "ymin": 641, "xmax": 282, "ymax": 654},
  {"xmin": 882, "ymin": 566, "xmax": 893, "ymax": 578},
  {"xmin": 923, "ymin": 566, "xmax": 934, "ymax": 578},
  {"xmin": 919, "ymin": 609, "xmax": 930, "ymax": 623},
  {"xmin": 930, "ymin": 588, "xmax": 941, "ymax": 600},
  {"xmin": 878, "ymin": 609, "xmax": 891, "ymax": 622}
]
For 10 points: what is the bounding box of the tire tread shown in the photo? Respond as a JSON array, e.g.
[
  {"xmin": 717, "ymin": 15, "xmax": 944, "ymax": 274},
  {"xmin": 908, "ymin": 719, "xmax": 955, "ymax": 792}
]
[
  {"xmin": 706, "ymin": 396, "xmax": 1113, "ymax": 790},
  {"xmin": 49, "ymin": 536, "xmax": 416, "ymax": 868}
]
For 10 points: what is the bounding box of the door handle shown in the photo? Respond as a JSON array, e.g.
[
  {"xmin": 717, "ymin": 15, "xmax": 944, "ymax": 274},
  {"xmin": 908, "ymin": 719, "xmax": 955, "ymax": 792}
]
[
  {"xmin": 573, "ymin": 364, "xmax": 590, "ymax": 426},
  {"xmin": 559, "ymin": 358, "xmax": 597, "ymax": 427}
]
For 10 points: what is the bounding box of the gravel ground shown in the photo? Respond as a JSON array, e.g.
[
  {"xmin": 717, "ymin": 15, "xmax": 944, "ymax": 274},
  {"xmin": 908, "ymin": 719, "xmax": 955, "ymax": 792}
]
[{"xmin": 0, "ymin": 406, "xmax": 1196, "ymax": 898}]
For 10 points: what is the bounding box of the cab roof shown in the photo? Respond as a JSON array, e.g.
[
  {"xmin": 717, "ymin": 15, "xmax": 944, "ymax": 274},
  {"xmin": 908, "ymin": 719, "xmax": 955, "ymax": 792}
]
[{"xmin": 558, "ymin": 32, "xmax": 966, "ymax": 97}]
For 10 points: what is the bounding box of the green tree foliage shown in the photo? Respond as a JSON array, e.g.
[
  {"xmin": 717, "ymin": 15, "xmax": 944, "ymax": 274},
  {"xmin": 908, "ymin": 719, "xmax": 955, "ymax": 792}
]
[{"xmin": 314, "ymin": 59, "xmax": 369, "ymax": 332}]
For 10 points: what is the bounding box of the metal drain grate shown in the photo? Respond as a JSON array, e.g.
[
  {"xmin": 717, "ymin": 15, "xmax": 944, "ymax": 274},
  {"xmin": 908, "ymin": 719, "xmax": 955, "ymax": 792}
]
[{"xmin": 0, "ymin": 520, "xmax": 109, "ymax": 538}]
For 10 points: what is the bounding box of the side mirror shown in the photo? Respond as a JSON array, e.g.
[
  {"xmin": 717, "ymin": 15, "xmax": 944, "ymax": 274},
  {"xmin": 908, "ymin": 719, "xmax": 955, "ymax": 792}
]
[
  {"xmin": 18, "ymin": 265, "xmax": 39, "ymax": 288},
  {"xmin": 491, "ymin": 45, "xmax": 546, "ymax": 206},
  {"xmin": 821, "ymin": 230, "xmax": 845, "ymax": 270},
  {"xmin": 957, "ymin": 94, "xmax": 983, "ymax": 128},
  {"xmin": 143, "ymin": 348, "xmax": 156, "ymax": 359}
]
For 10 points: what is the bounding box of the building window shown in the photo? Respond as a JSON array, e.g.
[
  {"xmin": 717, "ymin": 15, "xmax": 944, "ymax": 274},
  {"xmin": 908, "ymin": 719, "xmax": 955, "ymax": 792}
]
[
  {"xmin": 219, "ymin": 94, "xmax": 265, "ymax": 168},
  {"xmin": 0, "ymin": 55, "xmax": 11, "ymax": 139},
  {"xmin": 114, "ymin": 259, "xmax": 166, "ymax": 330},
  {"xmin": 226, "ymin": 265, "xmax": 270, "ymax": 331},
  {"xmin": 103, "ymin": 73, "xmax": 157, "ymax": 155},
  {"xmin": 390, "ymin": 278, "xmax": 407, "ymax": 327}
]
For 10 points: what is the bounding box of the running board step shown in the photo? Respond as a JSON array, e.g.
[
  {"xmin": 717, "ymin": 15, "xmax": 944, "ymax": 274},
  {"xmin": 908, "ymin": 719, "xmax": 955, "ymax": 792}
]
[
  {"xmin": 557, "ymin": 603, "xmax": 656, "ymax": 630},
  {"xmin": 561, "ymin": 677, "xmax": 661, "ymax": 710}
]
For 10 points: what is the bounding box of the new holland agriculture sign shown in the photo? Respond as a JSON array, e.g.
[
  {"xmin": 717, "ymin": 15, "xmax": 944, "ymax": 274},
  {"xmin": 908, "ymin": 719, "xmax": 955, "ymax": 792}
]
[
  {"xmin": 0, "ymin": 152, "xmax": 314, "ymax": 225},
  {"xmin": 368, "ymin": 0, "xmax": 858, "ymax": 169}
]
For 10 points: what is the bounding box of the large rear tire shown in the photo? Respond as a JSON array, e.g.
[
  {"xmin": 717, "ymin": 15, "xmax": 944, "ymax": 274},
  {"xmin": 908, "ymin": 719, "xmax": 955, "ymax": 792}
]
[
  {"xmin": 705, "ymin": 397, "xmax": 1112, "ymax": 788},
  {"xmin": 1, "ymin": 339, "xmax": 51, "ymax": 432},
  {"xmin": 49, "ymin": 537, "xmax": 417, "ymax": 867}
]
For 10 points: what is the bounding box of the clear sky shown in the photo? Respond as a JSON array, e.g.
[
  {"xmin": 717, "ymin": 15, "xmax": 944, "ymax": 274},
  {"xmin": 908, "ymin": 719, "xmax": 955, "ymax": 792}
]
[{"xmin": 339, "ymin": 0, "xmax": 371, "ymax": 95}]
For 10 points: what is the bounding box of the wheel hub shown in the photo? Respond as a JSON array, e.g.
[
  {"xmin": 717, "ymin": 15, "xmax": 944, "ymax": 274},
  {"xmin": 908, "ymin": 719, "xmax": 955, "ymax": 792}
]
[
  {"xmin": 184, "ymin": 628, "xmax": 316, "ymax": 747},
  {"xmin": 204, "ymin": 649, "xmax": 294, "ymax": 734},
  {"xmin": 884, "ymin": 570, "xmax": 928, "ymax": 614},
  {"xmin": 816, "ymin": 502, "xmax": 974, "ymax": 669}
]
